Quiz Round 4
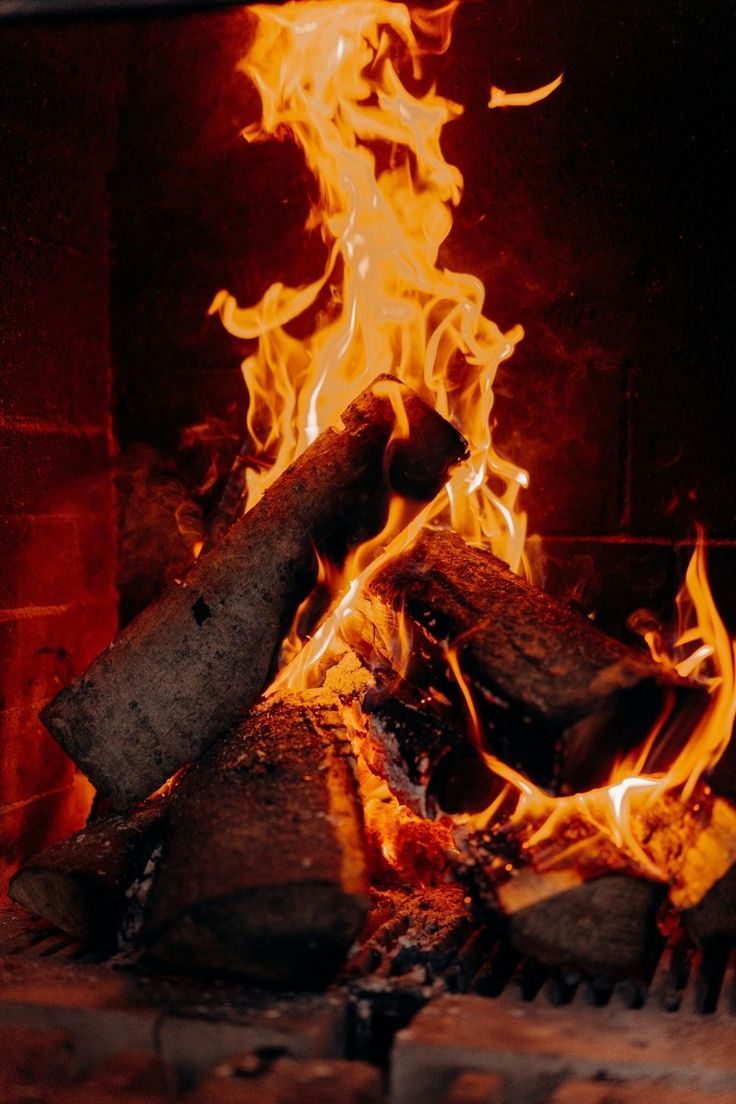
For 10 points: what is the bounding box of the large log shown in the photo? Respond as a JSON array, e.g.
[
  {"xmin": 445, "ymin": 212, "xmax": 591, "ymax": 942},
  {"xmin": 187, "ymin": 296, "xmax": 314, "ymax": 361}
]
[
  {"xmin": 8, "ymin": 799, "xmax": 168, "ymax": 945},
  {"xmin": 41, "ymin": 379, "xmax": 467, "ymax": 810},
  {"xmin": 367, "ymin": 529, "xmax": 707, "ymax": 795},
  {"xmin": 142, "ymin": 694, "xmax": 370, "ymax": 987}
]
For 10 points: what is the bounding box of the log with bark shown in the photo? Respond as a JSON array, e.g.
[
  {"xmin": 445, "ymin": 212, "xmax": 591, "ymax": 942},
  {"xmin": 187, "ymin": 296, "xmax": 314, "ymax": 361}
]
[
  {"xmin": 41, "ymin": 378, "xmax": 467, "ymax": 811},
  {"xmin": 8, "ymin": 799, "xmax": 168, "ymax": 945},
  {"xmin": 366, "ymin": 529, "xmax": 708, "ymax": 796},
  {"xmin": 477, "ymin": 866, "xmax": 665, "ymax": 979},
  {"xmin": 142, "ymin": 693, "xmax": 370, "ymax": 987}
]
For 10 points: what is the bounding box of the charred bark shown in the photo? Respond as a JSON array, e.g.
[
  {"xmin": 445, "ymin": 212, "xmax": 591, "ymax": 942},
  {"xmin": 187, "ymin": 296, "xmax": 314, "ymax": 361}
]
[
  {"xmin": 8, "ymin": 799, "xmax": 168, "ymax": 945},
  {"xmin": 41, "ymin": 379, "xmax": 467, "ymax": 810},
  {"xmin": 142, "ymin": 694, "xmax": 370, "ymax": 988},
  {"xmin": 359, "ymin": 672, "xmax": 497, "ymax": 818},
  {"xmin": 367, "ymin": 529, "xmax": 707, "ymax": 795},
  {"xmin": 484, "ymin": 868, "xmax": 665, "ymax": 979}
]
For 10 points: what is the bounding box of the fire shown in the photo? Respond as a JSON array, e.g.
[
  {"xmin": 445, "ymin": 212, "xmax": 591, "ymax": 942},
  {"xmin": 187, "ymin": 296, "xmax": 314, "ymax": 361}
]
[
  {"xmin": 212, "ymin": 0, "xmax": 527, "ymax": 572},
  {"xmin": 456, "ymin": 537, "xmax": 736, "ymax": 890},
  {"xmin": 215, "ymin": 0, "xmax": 735, "ymax": 901}
]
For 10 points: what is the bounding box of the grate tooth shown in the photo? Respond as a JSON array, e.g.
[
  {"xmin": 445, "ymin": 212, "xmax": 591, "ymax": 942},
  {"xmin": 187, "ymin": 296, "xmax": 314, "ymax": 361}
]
[
  {"xmin": 514, "ymin": 959, "xmax": 549, "ymax": 1002},
  {"xmin": 545, "ymin": 968, "xmax": 580, "ymax": 1006},
  {"xmin": 471, "ymin": 941, "xmax": 521, "ymax": 998},
  {"xmin": 584, "ymin": 979, "xmax": 613, "ymax": 1007},
  {"xmin": 693, "ymin": 942, "xmax": 731, "ymax": 1015}
]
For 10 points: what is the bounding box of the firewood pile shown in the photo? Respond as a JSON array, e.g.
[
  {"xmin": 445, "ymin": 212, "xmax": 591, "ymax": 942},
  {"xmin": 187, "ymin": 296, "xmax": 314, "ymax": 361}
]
[{"xmin": 10, "ymin": 378, "xmax": 736, "ymax": 991}]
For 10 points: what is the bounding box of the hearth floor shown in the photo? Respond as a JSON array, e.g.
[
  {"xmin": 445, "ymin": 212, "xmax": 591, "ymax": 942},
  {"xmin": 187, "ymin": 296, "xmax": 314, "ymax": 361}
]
[{"xmin": 2, "ymin": 902, "xmax": 736, "ymax": 1103}]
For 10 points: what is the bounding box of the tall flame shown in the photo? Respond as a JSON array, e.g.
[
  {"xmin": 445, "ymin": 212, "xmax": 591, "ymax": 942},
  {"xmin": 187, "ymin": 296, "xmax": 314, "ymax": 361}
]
[{"xmin": 211, "ymin": 0, "xmax": 527, "ymax": 573}]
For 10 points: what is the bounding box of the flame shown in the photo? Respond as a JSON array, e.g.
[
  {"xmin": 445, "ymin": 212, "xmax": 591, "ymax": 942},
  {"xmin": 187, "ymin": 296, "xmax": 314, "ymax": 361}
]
[
  {"xmin": 488, "ymin": 73, "xmax": 564, "ymax": 110},
  {"xmin": 457, "ymin": 536, "xmax": 736, "ymax": 891},
  {"xmin": 213, "ymin": 0, "xmax": 736, "ymax": 902},
  {"xmin": 213, "ymin": 0, "xmax": 529, "ymax": 574}
]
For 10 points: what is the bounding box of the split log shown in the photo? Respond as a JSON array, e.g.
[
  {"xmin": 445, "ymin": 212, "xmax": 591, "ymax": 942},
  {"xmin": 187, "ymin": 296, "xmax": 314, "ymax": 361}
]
[
  {"xmin": 642, "ymin": 791, "xmax": 736, "ymax": 945},
  {"xmin": 359, "ymin": 672, "xmax": 498, "ymax": 817},
  {"xmin": 142, "ymin": 694, "xmax": 370, "ymax": 987},
  {"xmin": 466, "ymin": 863, "xmax": 665, "ymax": 978},
  {"xmin": 8, "ymin": 799, "xmax": 168, "ymax": 945},
  {"xmin": 367, "ymin": 529, "xmax": 707, "ymax": 794},
  {"xmin": 41, "ymin": 378, "xmax": 467, "ymax": 811}
]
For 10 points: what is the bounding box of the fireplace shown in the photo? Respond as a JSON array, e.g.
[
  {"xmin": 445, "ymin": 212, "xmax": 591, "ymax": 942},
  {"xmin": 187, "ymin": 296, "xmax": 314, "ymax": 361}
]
[{"xmin": 1, "ymin": 1, "xmax": 735, "ymax": 1101}]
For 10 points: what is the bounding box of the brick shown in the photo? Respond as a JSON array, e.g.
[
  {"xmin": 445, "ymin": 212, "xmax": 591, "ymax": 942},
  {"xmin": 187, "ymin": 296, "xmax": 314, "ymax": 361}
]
[
  {"xmin": 549, "ymin": 1080, "xmax": 736, "ymax": 1104},
  {"xmin": 0, "ymin": 1023, "xmax": 78, "ymax": 1086},
  {"xmin": 442, "ymin": 1071, "xmax": 503, "ymax": 1104},
  {"xmin": 0, "ymin": 23, "xmax": 125, "ymax": 161},
  {"xmin": 0, "ymin": 514, "xmax": 117, "ymax": 611},
  {"xmin": 390, "ymin": 995, "xmax": 736, "ymax": 1104},
  {"xmin": 0, "ymin": 23, "xmax": 123, "ymax": 276},
  {"xmin": 0, "ymin": 426, "xmax": 114, "ymax": 516},
  {"xmin": 0, "ymin": 601, "xmax": 116, "ymax": 724},
  {"xmin": 0, "ymin": 128, "xmax": 110, "ymax": 258},
  {"xmin": 629, "ymin": 362, "xmax": 736, "ymax": 539},
  {"xmin": 159, "ymin": 994, "xmax": 346, "ymax": 1086},
  {"xmin": 189, "ymin": 1058, "xmax": 383, "ymax": 1104},
  {"xmin": 114, "ymin": 11, "xmax": 256, "ymax": 205},
  {"xmin": 0, "ymin": 236, "xmax": 112, "ymax": 427},
  {"xmin": 0, "ymin": 602, "xmax": 116, "ymax": 890},
  {"xmin": 80, "ymin": 1051, "xmax": 176, "ymax": 1096},
  {"xmin": 0, "ymin": 960, "xmax": 160, "ymax": 1070}
]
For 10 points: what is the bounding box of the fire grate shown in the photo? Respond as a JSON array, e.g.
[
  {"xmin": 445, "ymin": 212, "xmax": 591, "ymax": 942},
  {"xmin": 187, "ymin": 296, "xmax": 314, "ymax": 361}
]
[{"xmin": 3, "ymin": 902, "xmax": 736, "ymax": 1102}]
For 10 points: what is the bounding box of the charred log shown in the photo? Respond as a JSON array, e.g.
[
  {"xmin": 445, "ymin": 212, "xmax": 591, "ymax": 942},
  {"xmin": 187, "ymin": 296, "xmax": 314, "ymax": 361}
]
[
  {"xmin": 142, "ymin": 694, "xmax": 370, "ymax": 988},
  {"xmin": 8, "ymin": 799, "xmax": 168, "ymax": 945},
  {"xmin": 461, "ymin": 856, "xmax": 665, "ymax": 979},
  {"xmin": 360, "ymin": 672, "xmax": 497, "ymax": 818},
  {"xmin": 367, "ymin": 529, "xmax": 707, "ymax": 795},
  {"xmin": 42, "ymin": 379, "xmax": 467, "ymax": 810}
]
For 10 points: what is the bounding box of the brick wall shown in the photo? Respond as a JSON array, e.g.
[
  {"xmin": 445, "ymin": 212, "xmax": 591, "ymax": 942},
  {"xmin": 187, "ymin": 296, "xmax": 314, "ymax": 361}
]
[{"xmin": 0, "ymin": 23, "xmax": 125, "ymax": 889}]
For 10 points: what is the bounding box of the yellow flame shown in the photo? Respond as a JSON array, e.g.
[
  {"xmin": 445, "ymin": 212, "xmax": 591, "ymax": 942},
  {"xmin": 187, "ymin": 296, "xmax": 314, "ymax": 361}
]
[
  {"xmin": 488, "ymin": 73, "xmax": 564, "ymax": 110},
  {"xmin": 212, "ymin": 2, "xmax": 736, "ymax": 897},
  {"xmin": 213, "ymin": 0, "xmax": 529, "ymax": 574}
]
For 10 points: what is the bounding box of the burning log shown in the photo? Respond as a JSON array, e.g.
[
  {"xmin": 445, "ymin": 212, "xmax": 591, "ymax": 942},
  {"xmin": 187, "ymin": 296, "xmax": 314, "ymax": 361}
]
[
  {"xmin": 8, "ymin": 800, "xmax": 168, "ymax": 945},
  {"xmin": 642, "ymin": 791, "xmax": 736, "ymax": 946},
  {"xmin": 359, "ymin": 673, "xmax": 497, "ymax": 818},
  {"xmin": 458, "ymin": 851, "xmax": 665, "ymax": 979},
  {"xmin": 367, "ymin": 529, "xmax": 707, "ymax": 795},
  {"xmin": 41, "ymin": 378, "xmax": 467, "ymax": 811},
  {"xmin": 142, "ymin": 693, "xmax": 370, "ymax": 987}
]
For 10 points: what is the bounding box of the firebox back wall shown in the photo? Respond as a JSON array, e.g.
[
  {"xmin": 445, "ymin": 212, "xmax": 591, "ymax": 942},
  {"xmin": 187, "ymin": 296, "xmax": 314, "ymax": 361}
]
[
  {"xmin": 0, "ymin": 23, "xmax": 123, "ymax": 887},
  {"xmin": 1, "ymin": 1, "xmax": 735, "ymax": 891}
]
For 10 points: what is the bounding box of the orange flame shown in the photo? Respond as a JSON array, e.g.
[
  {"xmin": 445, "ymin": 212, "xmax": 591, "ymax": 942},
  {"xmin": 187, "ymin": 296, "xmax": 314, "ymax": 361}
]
[
  {"xmin": 488, "ymin": 73, "xmax": 564, "ymax": 110},
  {"xmin": 456, "ymin": 537, "xmax": 736, "ymax": 888},
  {"xmin": 212, "ymin": 0, "xmax": 530, "ymax": 573}
]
